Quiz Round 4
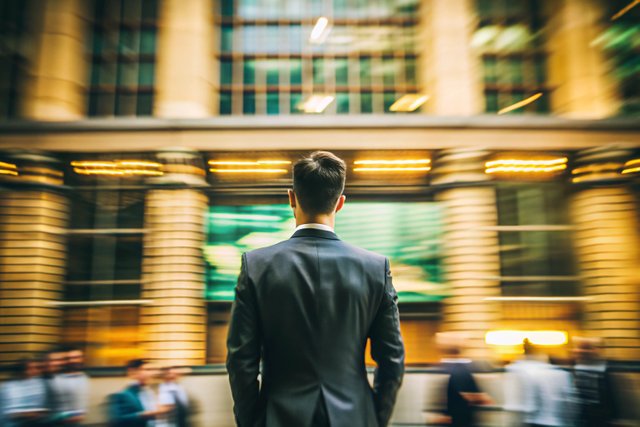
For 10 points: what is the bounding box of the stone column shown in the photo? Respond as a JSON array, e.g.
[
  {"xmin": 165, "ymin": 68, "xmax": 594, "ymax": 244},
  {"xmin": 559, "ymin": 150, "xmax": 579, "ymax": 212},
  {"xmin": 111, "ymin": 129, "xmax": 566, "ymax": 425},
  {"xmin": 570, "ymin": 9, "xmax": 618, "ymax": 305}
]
[
  {"xmin": 22, "ymin": 0, "xmax": 91, "ymax": 120},
  {"xmin": 418, "ymin": 0, "xmax": 483, "ymax": 115},
  {"xmin": 0, "ymin": 153, "xmax": 67, "ymax": 365},
  {"xmin": 433, "ymin": 149, "xmax": 501, "ymax": 358},
  {"xmin": 154, "ymin": 0, "xmax": 216, "ymax": 117},
  {"xmin": 571, "ymin": 148, "xmax": 640, "ymax": 360},
  {"xmin": 140, "ymin": 149, "xmax": 209, "ymax": 366},
  {"xmin": 547, "ymin": 0, "xmax": 620, "ymax": 118}
]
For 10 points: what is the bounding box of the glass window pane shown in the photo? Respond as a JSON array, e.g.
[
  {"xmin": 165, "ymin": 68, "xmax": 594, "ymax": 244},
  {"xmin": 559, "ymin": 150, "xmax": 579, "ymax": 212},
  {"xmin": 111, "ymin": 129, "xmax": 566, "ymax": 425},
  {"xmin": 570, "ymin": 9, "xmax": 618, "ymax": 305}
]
[
  {"xmin": 243, "ymin": 92, "xmax": 255, "ymax": 114},
  {"xmin": 405, "ymin": 57, "xmax": 416, "ymax": 86},
  {"xmin": 220, "ymin": 91, "xmax": 232, "ymax": 114},
  {"xmin": 290, "ymin": 59, "xmax": 302, "ymax": 85},
  {"xmin": 138, "ymin": 62, "xmax": 154, "ymax": 86},
  {"xmin": 243, "ymin": 59, "xmax": 255, "ymax": 85},
  {"xmin": 141, "ymin": 0, "xmax": 157, "ymax": 21},
  {"xmin": 484, "ymin": 57, "xmax": 497, "ymax": 84},
  {"xmin": 335, "ymin": 58, "xmax": 348, "ymax": 86},
  {"xmin": 96, "ymin": 92, "xmax": 115, "ymax": 116},
  {"xmin": 360, "ymin": 91, "xmax": 372, "ymax": 113},
  {"xmin": 383, "ymin": 57, "xmax": 395, "ymax": 87},
  {"xmin": 267, "ymin": 92, "xmax": 279, "ymax": 114},
  {"xmin": 290, "ymin": 92, "xmax": 302, "ymax": 113},
  {"xmin": 221, "ymin": 25, "xmax": 233, "ymax": 53},
  {"xmin": 266, "ymin": 63, "xmax": 279, "ymax": 86},
  {"xmin": 360, "ymin": 57, "xmax": 371, "ymax": 86},
  {"xmin": 99, "ymin": 62, "xmax": 117, "ymax": 85},
  {"xmin": 118, "ymin": 61, "xmax": 138, "ymax": 86},
  {"xmin": 137, "ymin": 92, "xmax": 152, "ymax": 115},
  {"xmin": 313, "ymin": 58, "xmax": 324, "ymax": 85},
  {"xmin": 116, "ymin": 91, "xmax": 137, "ymax": 116},
  {"xmin": 221, "ymin": 59, "xmax": 233, "ymax": 85},
  {"xmin": 384, "ymin": 92, "xmax": 396, "ymax": 112},
  {"xmin": 486, "ymin": 90, "xmax": 499, "ymax": 112},
  {"xmin": 221, "ymin": 0, "xmax": 234, "ymax": 16},
  {"xmin": 140, "ymin": 30, "xmax": 156, "ymax": 54},
  {"xmin": 336, "ymin": 92, "xmax": 349, "ymax": 113}
]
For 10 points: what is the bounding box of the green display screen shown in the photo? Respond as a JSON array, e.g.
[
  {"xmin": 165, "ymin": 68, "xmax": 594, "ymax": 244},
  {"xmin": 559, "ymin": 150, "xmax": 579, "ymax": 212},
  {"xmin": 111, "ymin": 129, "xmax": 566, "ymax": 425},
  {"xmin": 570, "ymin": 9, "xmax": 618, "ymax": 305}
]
[{"xmin": 204, "ymin": 203, "xmax": 446, "ymax": 302}]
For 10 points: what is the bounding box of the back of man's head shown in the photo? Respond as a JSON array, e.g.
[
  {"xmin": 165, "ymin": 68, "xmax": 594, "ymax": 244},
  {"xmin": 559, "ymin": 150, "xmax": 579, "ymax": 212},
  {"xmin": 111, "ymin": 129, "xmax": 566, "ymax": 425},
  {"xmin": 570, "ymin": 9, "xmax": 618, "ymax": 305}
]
[{"xmin": 293, "ymin": 151, "xmax": 346, "ymax": 215}]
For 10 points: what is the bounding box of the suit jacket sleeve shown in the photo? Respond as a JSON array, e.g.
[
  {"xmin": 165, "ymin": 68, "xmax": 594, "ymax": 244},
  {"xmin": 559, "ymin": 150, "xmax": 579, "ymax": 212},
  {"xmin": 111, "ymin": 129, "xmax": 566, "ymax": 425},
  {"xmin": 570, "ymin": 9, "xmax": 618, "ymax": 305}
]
[
  {"xmin": 226, "ymin": 253, "xmax": 262, "ymax": 427},
  {"xmin": 369, "ymin": 257, "xmax": 405, "ymax": 427},
  {"xmin": 107, "ymin": 392, "xmax": 146, "ymax": 426}
]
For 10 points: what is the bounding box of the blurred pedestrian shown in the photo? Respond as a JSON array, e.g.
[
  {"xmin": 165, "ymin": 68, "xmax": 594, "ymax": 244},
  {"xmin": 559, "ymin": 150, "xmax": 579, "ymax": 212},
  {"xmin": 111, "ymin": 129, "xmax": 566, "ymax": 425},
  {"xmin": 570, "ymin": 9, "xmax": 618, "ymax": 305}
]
[
  {"xmin": 504, "ymin": 339, "xmax": 575, "ymax": 427},
  {"xmin": 43, "ymin": 348, "xmax": 66, "ymax": 425},
  {"xmin": 157, "ymin": 366, "xmax": 190, "ymax": 427},
  {"xmin": 431, "ymin": 332, "xmax": 492, "ymax": 427},
  {"xmin": 50, "ymin": 347, "xmax": 89, "ymax": 425},
  {"xmin": 572, "ymin": 337, "xmax": 618, "ymax": 427},
  {"xmin": 0, "ymin": 358, "xmax": 50, "ymax": 426},
  {"xmin": 108, "ymin": 359, "xmax": 167, "ymax": 427}
]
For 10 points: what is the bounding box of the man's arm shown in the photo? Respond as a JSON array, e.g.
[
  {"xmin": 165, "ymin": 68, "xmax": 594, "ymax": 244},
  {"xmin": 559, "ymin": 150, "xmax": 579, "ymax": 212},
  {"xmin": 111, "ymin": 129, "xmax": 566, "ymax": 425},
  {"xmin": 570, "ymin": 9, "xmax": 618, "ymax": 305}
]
[
  {"xmin": 369, "ymin": 258, "xmax": 405, "ymax": 427},
  {"xmin": 226, "ymin": 253, "xmax": 262, "ymax": 427}
]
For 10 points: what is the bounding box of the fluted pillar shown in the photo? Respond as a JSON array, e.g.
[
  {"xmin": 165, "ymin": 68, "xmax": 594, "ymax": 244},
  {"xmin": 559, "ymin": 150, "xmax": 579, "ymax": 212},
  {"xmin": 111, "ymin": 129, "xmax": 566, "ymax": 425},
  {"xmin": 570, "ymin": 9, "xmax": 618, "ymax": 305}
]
[
  {"xmin": 571, "ymin": 149, "xmax": 640, "ymax": 360},
  {"xmin": 547, "ymin": 0, "xmax": 620, "ymax": 118},
  {"xmin": 154, "ymin": 0, "xmax": 216, "ymax": 117},
  {"xmin": 140, "ymin": 149, "xmax": 208, "ymax": 365},
  {"xmin": 0, "ymin": 153, "xmax": 67, "ymax": 365},
  {"xmin": 418, "ymin": 0, "xmax": 483, "ymax": 115},
  {"xmin": 22, "ymin": 0, "xmax": 91, "ymax": 120},
  {"xmin": 433, "ymin": 149, "xmax": 501, "ymax": 358}
]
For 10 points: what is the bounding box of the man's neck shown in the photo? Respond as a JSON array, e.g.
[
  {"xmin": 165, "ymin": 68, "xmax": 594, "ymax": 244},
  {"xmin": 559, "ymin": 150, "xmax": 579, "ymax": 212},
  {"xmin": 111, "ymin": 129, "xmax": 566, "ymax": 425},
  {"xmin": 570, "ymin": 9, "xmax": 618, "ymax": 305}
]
[{"xmin": 295, "ymin": 215, "xmax": 334, "ymax": 229}]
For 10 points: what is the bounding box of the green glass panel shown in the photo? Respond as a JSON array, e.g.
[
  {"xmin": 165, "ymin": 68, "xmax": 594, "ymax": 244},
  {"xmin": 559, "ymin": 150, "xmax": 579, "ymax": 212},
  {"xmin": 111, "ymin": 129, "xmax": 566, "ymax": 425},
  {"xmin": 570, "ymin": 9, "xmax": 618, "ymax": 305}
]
[
  {"xmin": 243, "ymin": 92, "xmax": 255, "ymax": 114},
  {"xmin": 221, "ymin": 60, "xmax": 233, "ymax": 85},
  {"xmin": 335, "ymin": 58, "xmax": 348, "ymax": 86},
  {"xmin": 221, "ymin": 26, "xmax": 233, "ymax": 53},
  {"xmin": 136, "ymin": 92, "xmax": 153, "ymax": 115},
  {"xmin": 290, "ymin": 92, "xmax": 303, "ymax": 113},
  {"xmin": 336, "ymin": 92, "xmax": 349, "ymax": 114},
  {"xmin": 360, "ymin": 92, "xmax": 372, "ymax": 113},
  {"xmin": 313, "ymin": 58, "xmax": 324, "ymax": 85},
  {"xmin": 138, "ymin": 62, "xmax": 154, "ymax": 86},
  {"xmin": 267, "ymin": 92, "xmax": 279, "ymax": 114},
  {"xmin": 220, "ymin": 92, "xmax": 232, "ymax": 115},
  {"xmin": 360, "ymin": 57, "xmax": 371, "ymax": 86},
  {"xmin": 290, "ymin": 59, "xmax": 302, "ymax": 85},
  {"xmin": 140, "ymin": 30, "xmax": 156, "ymax": 54},
  {"xmin": 243, "ymin": 59, "xmax": 255, "ymax": 85}
]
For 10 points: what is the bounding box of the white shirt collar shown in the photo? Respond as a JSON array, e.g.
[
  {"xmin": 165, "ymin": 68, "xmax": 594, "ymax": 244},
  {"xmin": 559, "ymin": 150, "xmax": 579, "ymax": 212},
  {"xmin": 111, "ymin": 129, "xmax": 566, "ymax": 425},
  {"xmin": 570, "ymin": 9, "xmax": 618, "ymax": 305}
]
[{"xmin": 295, "ymin": 223, "xmax": 334, "ymax": 233}]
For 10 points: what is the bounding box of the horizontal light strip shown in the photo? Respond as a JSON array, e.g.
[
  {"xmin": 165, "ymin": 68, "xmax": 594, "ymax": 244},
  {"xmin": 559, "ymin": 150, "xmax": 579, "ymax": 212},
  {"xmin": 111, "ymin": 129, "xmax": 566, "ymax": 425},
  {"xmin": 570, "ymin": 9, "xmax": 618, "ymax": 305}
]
[
  {"xmin": 301, "ymin": 95, "xmax": 334, "ymax": 113},
  {"xmin": 486, "ymin": 158, "xmax": 567, "ymax": 167},
  {"xmin": 484, "ymin": 296, "xmax": 590, "ymax": 302},
  {"xmin": 74, "ymin": 168, "xmax": 163, "ymax": 176},
  {"xmin": 571, "ymin": 162, "xmax": 621, "ymax": 175},
  {"xmin": 53, "ymin": 300, "xmax": 153, "ymax": 307},
  {"xmin": 486, "ymin": 330, "xmax": 568, "ymax": 346},
  {"xmin": 624, "ymin": 158, "xmax": 640, "ymax": 167},
  {"xmin": 354, "ymin": 159, "xmax": 431, "ymax": 165},
  {"xmin": 389, "ymin": 94, "xmax": 429, "ymax": 112},
  {"xmin": 486, "ymin": 165, "xmax": 566, "ymax": 174},
  {"xmin": 611, "ymin": 0, "xmax": 639, "ymax": 20},
  {"xmin": 498, "ymin": 92, "xmax": 543, "ymax": 115},
  {"xmin": 208, "ymin": 160, "xmax": 291, "ymax": 165},
  {"xmin": 71, "ymin": 160, "xmax": 163, "ymax": 176},
  {"xmin": 622, "ymin": 166, "xmax": 640, "ymax": 174},
  {"xmin": 353, "ymin": 167, "xmax": 431, "ymax": 172},
  {"xmin": 0, "ymin": 161, "xmax": 17, "ymax": 169},
  {"xmin": 0, "ymin": 169, "xmax": 18, "ymax": 176},
  {"xmin": 481, "ymin": 225, "xmax": 574, "ymax": 231},
  {"xmin": 209, "ymin": 168, "xmax": 288, "ymax": 174}
]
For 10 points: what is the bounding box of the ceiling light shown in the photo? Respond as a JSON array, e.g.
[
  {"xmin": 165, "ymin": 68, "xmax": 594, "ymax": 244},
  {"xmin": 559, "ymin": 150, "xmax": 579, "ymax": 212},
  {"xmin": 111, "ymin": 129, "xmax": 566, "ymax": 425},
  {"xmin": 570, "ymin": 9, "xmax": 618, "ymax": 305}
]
[{"xmin": 389, "ymin": 94, "xmax": 429, "ymax": 112}]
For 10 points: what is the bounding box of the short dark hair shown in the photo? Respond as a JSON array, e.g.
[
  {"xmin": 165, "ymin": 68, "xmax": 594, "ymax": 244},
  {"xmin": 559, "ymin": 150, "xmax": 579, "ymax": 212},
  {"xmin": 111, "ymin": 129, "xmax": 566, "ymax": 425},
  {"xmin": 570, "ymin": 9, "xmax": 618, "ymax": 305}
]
[
  {"xmin": 293, "ymin": 151, "xmax": 346, "ymax": 214},
  {"xmin": 126, "ymin": 358, "xmax": 149, "ymax": 370}
]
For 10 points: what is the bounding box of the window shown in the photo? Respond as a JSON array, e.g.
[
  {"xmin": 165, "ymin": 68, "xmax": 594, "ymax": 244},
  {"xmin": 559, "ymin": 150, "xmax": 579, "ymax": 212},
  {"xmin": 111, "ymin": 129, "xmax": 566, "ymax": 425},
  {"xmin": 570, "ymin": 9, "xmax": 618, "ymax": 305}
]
[
  {"xmin": 496, "ymin": 183, "xmax": 578, "ymax": 296},
  {"xmin": 216, "ymin": 0, "xmax": 422, "ymax": 115},
  {"xmin": 0, "ymin": 0, "xmax": 27, "ymax": 119},
  {"xmin": 473, "ymin": 0, "xmax": 550, "ymax": 114},
  {"xmin": 88, "ymin": 0, "xmax": 158, "ymax": 117}
]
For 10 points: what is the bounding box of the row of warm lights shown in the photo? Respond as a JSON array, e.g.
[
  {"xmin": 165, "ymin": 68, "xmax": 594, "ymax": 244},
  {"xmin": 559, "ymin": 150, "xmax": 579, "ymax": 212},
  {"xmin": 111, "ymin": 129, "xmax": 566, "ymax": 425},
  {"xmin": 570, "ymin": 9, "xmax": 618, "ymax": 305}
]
[
  {"xmin": 621, "ymin": 158, "xmax": 640, "ymax": 175},
  {"xmin": 353, "ymin": 159, "xmax": 431, "ymax": 172},
  {"xmin": 208, "ymin": 159, "xmax": 291, "ymax": 174},
  {"xmin": 71, "ymin": 160, "xmax": 163, "ymax": 176},
  {"xmin": 485, "ymin": 157, "xmax": 568, "ymax": 174},
  {"xmin": 485, "ymin": 330, "xmax": 568, "ymax": 346},
  {"xmin": 0, "ymin": 161, "xmax": 18, "ymax": 176},
  {"xmin": 208, "ymin": 159, "xmax": 432, "ymax": 174}
]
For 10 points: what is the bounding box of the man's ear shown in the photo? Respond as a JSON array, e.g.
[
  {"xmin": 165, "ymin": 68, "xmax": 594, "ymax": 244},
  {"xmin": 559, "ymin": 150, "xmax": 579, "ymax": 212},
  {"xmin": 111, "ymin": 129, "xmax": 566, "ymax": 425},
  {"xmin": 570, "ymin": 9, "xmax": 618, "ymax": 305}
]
[
  {"xmin": 335, "ymin": 195, "xmax": 346, "ymax": 213},
  {"xmin": 287, "ymin": 189, "xmax": 296, "ymax": 209}
]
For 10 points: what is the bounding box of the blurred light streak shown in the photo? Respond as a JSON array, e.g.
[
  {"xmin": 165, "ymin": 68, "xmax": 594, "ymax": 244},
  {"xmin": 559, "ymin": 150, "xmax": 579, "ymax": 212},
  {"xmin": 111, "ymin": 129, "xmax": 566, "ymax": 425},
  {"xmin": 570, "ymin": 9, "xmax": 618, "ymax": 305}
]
[
  {"xmin": 486, "ymin": 165, "xmax": 566, "ymax": 174},
  {"xmin": 611, "ymin": 0, "xmax": 639, "ymax": 21},
  {"xmin": 301, "ymin": 95, "xmax": 335, "ymax": 113},
  {"xmin": 209, "ymin": 168, "xmax": 288, "ymax": 174},
  {"xmin": 0, "ymin": 161, "xmax": 18, "ymax": 176},
  {"xmin": 486, "ymin": 158, "xmax": 567, "ymax": 167},
  {"xmin": 71, "ymin": 160, "xmax": 163, "ymax": 176},
  {"xmin": 354, "ymin": 159, "xmax": 431, "ymax": 165},
  {"xmin": 389, "ymin": 94, "xmax": 430, "ymax": 112},
  {"xmin": 353, "ymin": 167, "xmax": 431, "ymax": 172},
  {"xmin": 622, "ymin": 158, "xmax": 640, "ymax": 174},
  {"xmin": 310, "ymin": 17, "xmax": 331, "ymax": 43},
  {"xmin": 497, "ymin": 92, "xmax": 543, "ymax": 114},
  {"xmin": 622, "ymin": 166, "xmax": 640, "ymax": 174},
  {"xmin": 571, "ymin": 162, "xmax": 622, "ymax": 175},
  {"xmin": 208, "ymin": 160, "xmax": 291, "ymax": 165},
  {"xmin": 485, "ymin": 330, "xmax": 568, "ymax": 346},
  {"xmin": 484, "ymin": 296, "xmax": 589, "ymax": 302}
]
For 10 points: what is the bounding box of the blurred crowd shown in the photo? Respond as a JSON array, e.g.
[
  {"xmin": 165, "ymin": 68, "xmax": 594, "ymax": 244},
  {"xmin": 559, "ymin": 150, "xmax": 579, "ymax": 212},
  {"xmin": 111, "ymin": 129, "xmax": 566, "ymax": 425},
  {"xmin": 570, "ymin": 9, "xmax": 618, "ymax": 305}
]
[
  {"xmin": 0, "ymin": 337, "xmax": 627, "ymax": 426},
  {"xmin": 430, "ymin": 334, "xmax": 622, "ymax": 427},
  {"xmin": 0, "ymin": 350, "xmax": 191, "ymax": 427}
]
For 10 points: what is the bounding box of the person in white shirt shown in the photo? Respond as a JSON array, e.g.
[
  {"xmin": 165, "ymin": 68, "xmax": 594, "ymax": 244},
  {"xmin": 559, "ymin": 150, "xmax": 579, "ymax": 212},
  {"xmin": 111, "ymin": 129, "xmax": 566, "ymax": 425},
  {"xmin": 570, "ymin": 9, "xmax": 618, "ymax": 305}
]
[
  {"xmin": 51, "ymin": 347, "xmax": 90, "ymax": 425},
  {"xmin": 157, "ymin": 366, "xmax": 190, "ymax": 427},
  {"xmin": 1, "ymin": 358, "xmax": 49, "ymax": 427}
]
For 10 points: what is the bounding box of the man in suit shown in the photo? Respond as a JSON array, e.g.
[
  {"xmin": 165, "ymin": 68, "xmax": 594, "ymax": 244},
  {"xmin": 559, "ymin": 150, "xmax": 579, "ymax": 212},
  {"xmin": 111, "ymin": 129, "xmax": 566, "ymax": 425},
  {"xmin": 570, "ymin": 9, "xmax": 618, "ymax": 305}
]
[
  {"xmin": 108, "ymin": 359, "xmax": 167, "ymax": 427},
  {"xmin": 226, "ymin": 151, "xmax": 405, "ymax": 427}
]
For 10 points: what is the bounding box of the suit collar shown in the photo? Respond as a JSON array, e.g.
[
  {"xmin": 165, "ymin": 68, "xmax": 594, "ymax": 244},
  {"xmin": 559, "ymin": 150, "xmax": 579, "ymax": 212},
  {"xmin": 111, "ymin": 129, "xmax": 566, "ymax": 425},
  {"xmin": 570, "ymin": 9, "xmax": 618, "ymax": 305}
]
[{"xmin": 291, "ymin": 228, "xmax": 340, "ymax": 240}]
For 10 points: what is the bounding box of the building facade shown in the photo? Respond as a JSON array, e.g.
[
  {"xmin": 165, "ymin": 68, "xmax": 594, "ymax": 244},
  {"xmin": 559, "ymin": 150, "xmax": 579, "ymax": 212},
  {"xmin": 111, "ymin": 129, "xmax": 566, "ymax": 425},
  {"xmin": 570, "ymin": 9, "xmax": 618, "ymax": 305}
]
[{"xmin": 0, "ymin": 0, "xmax": 639, "ymax": 368}]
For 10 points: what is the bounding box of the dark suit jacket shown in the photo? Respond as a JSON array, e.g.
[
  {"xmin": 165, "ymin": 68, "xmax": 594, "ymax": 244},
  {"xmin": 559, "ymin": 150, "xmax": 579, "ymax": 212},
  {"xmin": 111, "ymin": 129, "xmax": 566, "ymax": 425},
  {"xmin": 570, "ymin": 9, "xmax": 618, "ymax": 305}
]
[
  {"xmin": 107, "ymin": 384, "xmax": 150, "ymax": 427},
  {"xmin": 226, "ymin": 228, "xmax": 405, "ymax": 427}
]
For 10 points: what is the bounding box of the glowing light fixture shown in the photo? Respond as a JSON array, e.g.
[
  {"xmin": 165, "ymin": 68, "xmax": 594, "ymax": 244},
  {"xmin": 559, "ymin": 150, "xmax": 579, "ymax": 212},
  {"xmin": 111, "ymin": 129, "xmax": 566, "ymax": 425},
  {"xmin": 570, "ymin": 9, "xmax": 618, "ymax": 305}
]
[
  {"xmin": 611, "ymin": 0, "xmax": 639, "ymax": 20},
  {"xmin": 497, "ymin": 92, "xmax": 543, "ymax": 115},
  {"xmin": 208, "ymin": 160, "xmax": 291, "ymax": 166},
  {"xmin": 310, "ymin": 17, "xmax": 331, "ymax": 43},
  {"xmin": 301, "ymin": 95, "xmax": 335, "ymax": 113},
  {"xmin": 0, "ymin": 161, "xmax": 18, "ymax": 176},
  {"xmin": 622, "ymin": 158, "xmax": 640, "ymax": 175},
  {"xmin": 485, "ymin": 157, "xmax": 567, "ymax": 174},
  {"xmin": 354, "ymin": 159, "xmax": 431, "ymax": 172},
  {"xmin": 209, "ymin": 168, "xmax": 288, "ymax": 174},
  {"xmin": 485, "ymin": 330, "xmax": 568, "ymax": 346},
  {"xmin": 389, "ymin": 94, "xmax": 430, "ymax": 112},
  {"xmin": 71, "ymin": 160, "xmax": 163, "ymax": 176}
]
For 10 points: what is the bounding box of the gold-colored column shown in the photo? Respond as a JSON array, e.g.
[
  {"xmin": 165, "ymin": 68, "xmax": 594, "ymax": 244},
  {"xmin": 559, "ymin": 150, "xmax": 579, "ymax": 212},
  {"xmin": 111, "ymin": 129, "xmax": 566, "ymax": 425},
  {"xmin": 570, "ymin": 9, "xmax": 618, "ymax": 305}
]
[
  {"xmin": 418, "ymin": 0, "xmax": 483, "ymax": 115},
  {"xmin": 141, "ymin": 149, "xmax": 209, "ymax": 365},
  {"xmin": 0, "ymin": 153, "xmax": 67, "ymax": 365},
  {"xmin": 433, "ymin": 149, "xmax": 501, "ymax": 358},
  {"xmin": 22, "ymin": 0, "xmax": 91, "ymax": 121},
  {"xmin": 155, "ymin": 0, "xmax": 216, "ymax": 117},
  {"xmin": 571, "ymin": 149, "xmax": 640, "ymax": 360},
  {"xmin": 547, "ymin": 0, "xmax": 620, "ymax": 118}
]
